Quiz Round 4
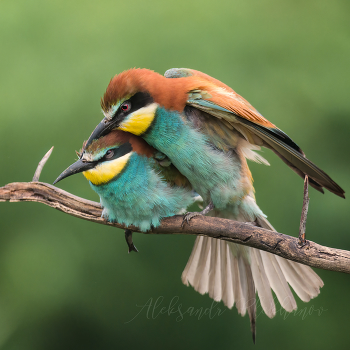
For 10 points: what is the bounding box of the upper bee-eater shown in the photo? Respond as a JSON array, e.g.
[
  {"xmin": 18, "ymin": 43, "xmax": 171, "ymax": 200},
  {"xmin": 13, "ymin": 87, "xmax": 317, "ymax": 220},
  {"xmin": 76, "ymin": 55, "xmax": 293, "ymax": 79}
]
[
  {"xmin": 84, "ymin": 68, "xmax": 344, "ymax": 221},
  {"xmin": 55, "ymin": 129, "xmax": 324, "ymax": 342}
]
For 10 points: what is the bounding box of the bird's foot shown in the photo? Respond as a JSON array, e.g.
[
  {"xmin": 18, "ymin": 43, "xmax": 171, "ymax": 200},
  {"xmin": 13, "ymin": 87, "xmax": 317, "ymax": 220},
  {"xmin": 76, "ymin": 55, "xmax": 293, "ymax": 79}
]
[
  {"xmin": 181, "ymin": 212, "xmax": 202, "ymax": 227},
  {"xmin": 181, "ymin": 201, "xmax": 214, "ymax": 228},
  {"xmin": 125, "ymin": 229, "xmax": 138, "ymax": 253}
]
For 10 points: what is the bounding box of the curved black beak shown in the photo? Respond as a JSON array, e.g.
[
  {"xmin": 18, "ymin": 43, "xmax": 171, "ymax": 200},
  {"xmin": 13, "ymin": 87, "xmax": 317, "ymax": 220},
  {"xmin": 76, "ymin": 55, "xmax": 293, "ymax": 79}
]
[
  {"xmin": 84, "ymin": 117, "xmax": 117, "ymax": 152},
  {"xmin": 53, "ymin": 159, "xmax": 96, "ymax": 185}
]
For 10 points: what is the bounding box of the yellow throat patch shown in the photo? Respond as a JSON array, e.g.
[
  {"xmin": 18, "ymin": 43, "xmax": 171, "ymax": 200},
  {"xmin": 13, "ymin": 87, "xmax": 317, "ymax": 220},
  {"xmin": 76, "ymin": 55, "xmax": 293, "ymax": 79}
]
[
  {"xmin": 83, "ymin": 152, "xmax": 133, "ymax": 185},
  {"xmin": 118, "ymin": 103, "xmax": 158, "ymax": 135}
]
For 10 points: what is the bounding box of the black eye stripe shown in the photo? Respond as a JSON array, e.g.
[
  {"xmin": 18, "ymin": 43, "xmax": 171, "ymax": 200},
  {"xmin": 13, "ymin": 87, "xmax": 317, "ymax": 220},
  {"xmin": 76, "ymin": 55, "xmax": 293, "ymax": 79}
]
[
  {"xmin": 102, "ymin": 143, "xmax": 133, "ymax": 162},
  {"xmin": 113, "ymin": 92, "xmax": 153, "ymax": 120}
]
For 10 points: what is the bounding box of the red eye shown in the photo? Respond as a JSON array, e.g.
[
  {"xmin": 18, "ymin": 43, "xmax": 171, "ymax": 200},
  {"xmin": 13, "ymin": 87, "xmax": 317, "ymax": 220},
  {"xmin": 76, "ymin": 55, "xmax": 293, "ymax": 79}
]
[{"xmin": 121, "ymin": 101, "xmax": 131, "ymax": 112}]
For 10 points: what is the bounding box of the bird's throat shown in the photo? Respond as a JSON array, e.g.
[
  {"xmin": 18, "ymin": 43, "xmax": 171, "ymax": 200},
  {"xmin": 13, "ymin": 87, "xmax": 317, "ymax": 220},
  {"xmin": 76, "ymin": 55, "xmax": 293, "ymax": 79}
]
[
  {"xmin": 118, "ymin": 103, "xmax": 158, "ymax": 135},
  {"xmin": 83, "ymin": 152, "xmax": 133, "ymax": 185}
]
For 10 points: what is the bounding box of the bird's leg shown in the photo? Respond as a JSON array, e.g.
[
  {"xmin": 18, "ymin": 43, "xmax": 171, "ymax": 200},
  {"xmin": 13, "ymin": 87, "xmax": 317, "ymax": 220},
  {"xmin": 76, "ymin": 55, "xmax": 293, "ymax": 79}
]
[
  {"xmin": 182, "ymin": 201, "xmax": 215, "ymax": 227},
  {"xmin": 125, "ymin": 229, "xmax": 138, "ymax": 253},
  {"xmin": 298, "ymin": 175, "xmax": 309, "ymax": 247}
]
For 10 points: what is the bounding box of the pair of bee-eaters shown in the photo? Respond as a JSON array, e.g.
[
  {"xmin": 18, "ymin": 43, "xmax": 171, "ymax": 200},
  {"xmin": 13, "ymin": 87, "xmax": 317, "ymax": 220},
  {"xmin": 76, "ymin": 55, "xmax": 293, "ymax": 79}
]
[{"xmin": 54, "ymin": 68, "xmax": 344, "ymax": 342}]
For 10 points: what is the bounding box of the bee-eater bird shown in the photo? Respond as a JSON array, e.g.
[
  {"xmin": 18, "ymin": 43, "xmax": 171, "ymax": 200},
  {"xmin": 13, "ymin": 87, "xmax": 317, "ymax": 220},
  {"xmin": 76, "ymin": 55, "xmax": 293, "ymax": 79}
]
[
  {"xmin": 54, "ymin": 130, "xmax": 324, "ymax": 342},
  {"xmin": 54, "ymin": 131, "xmax": 196, "ymax": 232},
  {"xmin": 84, "ymin": 68, "xmax": 344, "ymax": 221}
]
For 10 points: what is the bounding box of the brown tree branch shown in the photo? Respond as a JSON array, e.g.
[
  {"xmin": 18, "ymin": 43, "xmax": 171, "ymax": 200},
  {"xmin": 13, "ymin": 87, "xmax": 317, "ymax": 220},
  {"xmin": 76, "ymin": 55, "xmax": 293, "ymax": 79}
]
[{"xmin": 1, "ymin": 149, "xmax": 349, "ymax": 274}]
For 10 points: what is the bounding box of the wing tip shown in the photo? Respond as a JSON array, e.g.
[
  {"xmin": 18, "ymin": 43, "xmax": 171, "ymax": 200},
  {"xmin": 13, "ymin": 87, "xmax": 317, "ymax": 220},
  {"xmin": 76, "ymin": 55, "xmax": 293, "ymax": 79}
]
[
  {"xmin": 309, "ymin": 178, "xmax": 345, "ymax": 198},
  {"xmin": 329, "ymin": 188, "xmax": 346, "ymax": 199}
]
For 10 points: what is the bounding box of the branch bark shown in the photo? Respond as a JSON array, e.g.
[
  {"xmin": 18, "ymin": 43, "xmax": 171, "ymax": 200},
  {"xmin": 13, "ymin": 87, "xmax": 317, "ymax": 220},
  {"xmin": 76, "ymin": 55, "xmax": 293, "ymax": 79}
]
[
  {"xmin": 1, "ymin": 181, "xmax": 350, "ymax": 274},
  {"xmin": 0, "ymin": 148, "xmax": 349, "ymax": 274}
]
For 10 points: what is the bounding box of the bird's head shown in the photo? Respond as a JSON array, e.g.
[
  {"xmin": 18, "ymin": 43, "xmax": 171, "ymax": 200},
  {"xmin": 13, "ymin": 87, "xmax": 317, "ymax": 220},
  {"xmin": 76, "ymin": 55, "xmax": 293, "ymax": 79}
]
[
  {"xmin": 54, "ymin": 130, "xmax": 155, "ymax": 186},
  {"xmin": 83, "ymin": 68, "xmax": 212, "ymax": 150}
]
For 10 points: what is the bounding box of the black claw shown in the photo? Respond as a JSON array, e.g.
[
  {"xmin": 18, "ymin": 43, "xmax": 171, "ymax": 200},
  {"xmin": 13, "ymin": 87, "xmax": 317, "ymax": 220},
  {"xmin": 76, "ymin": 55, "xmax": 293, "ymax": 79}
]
[
  {"xmin": 181, "ymin": 212, "xmax": 202, "ymax": 228},
  {"xmin": 125, "ymin": 229, "xmax": 138, "ymax": 253},
  {"xmin": 181, "ymin": 201, "xmax": 215, "ymax": 228}
]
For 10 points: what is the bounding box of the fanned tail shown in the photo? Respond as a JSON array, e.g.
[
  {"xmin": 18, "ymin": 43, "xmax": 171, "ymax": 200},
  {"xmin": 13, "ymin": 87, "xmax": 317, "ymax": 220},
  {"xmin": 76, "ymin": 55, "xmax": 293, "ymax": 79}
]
[
  {"xmin": 181, "ymin": 235, "xmax": 257, "ymax": 342},
  {"xmin": 181, "ymin": 216, "xmax": 323, "ymax": 342}
]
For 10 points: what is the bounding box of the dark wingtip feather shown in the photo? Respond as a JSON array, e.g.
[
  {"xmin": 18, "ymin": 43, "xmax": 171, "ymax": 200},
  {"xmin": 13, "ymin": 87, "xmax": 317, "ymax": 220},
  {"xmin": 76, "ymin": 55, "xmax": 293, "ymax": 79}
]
[
  {"xmin": 269, "ymin": 147, "xmax": 346, "ymax": 197},
  {"xmin": 237, "ymin": 117, "xmax": 345, "ymax": 198},
  {"xmin": 267, "ymin": 127, "xmax": 303, "ymax": 155},
  {"xmin": 328, "ymin": 188, "xmax": 346, "ymax": 199}
]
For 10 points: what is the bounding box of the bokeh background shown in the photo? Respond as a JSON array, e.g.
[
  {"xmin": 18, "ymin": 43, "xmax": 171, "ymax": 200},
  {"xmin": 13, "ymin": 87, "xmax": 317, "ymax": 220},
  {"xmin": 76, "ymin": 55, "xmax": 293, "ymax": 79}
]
[{"xmin": 1, "ymin": 0, "xmax": 349, "ymax": 349}]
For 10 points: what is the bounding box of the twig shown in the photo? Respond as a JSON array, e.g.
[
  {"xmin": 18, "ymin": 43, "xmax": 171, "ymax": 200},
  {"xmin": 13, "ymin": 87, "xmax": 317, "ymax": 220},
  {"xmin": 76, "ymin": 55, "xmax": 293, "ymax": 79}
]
[
  {"xmin": 1, "ymin": 149, "xmax": 349, "ymax": 274},
  {"xmin": 32, "ymin": 146, "xmax": 54, "ymax": 181},
  {"xmin": 298, "ymin": 175, "xmax": 309, "ymax": 247}
]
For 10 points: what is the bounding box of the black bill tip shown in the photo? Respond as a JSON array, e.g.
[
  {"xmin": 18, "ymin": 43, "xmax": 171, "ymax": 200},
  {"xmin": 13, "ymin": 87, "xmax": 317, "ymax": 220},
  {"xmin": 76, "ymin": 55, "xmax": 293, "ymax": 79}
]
[{"xmin": 53, "ymin": 159, "xmax": 95, "ymax": 185}]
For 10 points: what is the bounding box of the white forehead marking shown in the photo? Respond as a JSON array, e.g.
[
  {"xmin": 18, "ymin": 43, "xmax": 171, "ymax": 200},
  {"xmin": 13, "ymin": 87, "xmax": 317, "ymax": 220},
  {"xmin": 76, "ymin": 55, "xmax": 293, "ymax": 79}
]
[
  {"xmin": 103, "ymin": 108, "xmax": 113, "ymax": 121},
  {"xmin": 81, "ymin": 151, "xmax": 95, "ymax": 162},
  {"xmin": 103, "ymin": 100, "xmax": 123, "ymax": 121}
]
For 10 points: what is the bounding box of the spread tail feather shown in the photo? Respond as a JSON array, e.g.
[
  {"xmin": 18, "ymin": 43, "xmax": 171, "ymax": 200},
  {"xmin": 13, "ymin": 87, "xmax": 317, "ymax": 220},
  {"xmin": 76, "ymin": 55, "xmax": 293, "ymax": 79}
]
[{"xmin": 182, "ymin": 216, "xmax": 323, "ymax": 340}]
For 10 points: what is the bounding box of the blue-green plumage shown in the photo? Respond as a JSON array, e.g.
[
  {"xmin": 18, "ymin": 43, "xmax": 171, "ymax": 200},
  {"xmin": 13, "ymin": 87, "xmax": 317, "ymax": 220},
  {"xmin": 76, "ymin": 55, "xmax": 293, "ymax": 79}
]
[
  {"xmin": 90, "ymin": 153, "xmax": 195, "ymax": 231},
  {"xmin": 145, "ymin": 107, "xmax": 243, "ymax": 209},
  {"xmin": 54, "ymin": 130, "xmax": 197, "ymax": 232}
]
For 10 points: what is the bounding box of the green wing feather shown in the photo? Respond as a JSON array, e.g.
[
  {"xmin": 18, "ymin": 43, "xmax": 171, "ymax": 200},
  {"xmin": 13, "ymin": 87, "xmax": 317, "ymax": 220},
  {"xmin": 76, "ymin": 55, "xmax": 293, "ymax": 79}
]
[
  {"xmin": 165, "ymin": 68, "xmax": 344, "ymax": 197},
  {"xmin": 189, "ymin": 99, "xmax": 345, "ymax": 197}
]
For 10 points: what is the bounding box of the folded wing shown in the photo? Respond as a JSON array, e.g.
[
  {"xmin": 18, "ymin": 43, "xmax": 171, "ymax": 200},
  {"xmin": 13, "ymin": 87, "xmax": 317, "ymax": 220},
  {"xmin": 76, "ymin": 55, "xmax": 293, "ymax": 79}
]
[{"xmin": 165, "ymin": 68, "xmax": 345, "ymax": 198}]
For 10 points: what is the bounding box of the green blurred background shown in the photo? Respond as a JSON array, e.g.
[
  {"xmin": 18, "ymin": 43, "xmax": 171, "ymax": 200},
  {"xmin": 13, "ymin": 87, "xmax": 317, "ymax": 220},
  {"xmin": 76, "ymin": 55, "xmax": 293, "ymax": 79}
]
[{"xmin": 0, "ymin": 0, "xmax": 349, "ymax": 348}]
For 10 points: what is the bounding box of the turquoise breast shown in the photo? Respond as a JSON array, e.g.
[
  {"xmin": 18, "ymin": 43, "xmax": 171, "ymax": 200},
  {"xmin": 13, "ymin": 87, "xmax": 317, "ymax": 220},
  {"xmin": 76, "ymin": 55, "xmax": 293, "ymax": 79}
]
[
  {"xmin": 144, "ymin": 107, "xmax": 244, "ymax": 209},
  {"xmin": 89, "ymin": 152, "xmax": 195, "ymax": 231}
]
